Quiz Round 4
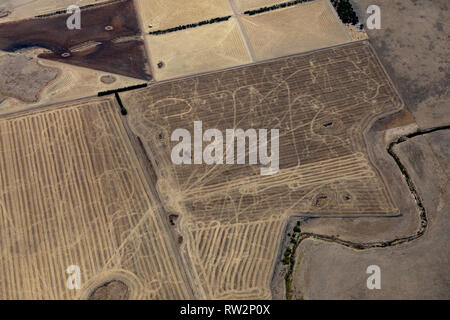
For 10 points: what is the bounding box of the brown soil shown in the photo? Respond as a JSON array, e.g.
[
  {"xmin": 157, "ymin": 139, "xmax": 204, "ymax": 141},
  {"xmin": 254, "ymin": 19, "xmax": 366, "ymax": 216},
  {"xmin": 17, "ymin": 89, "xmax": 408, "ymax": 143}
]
[
  {"xmin": 88, "ymin": 281, "xmax": 130, "ymax": 300},
  {"xmin": 0, "ymin": 0, "xmax": 151, "ymax": 80},
  {"xmin": 0, "ymin": 10, "xmax": 10, "ymax": 18},
  {"xmin": 100, "ymin": 75, "xmax": 117, "ymax": 84}
]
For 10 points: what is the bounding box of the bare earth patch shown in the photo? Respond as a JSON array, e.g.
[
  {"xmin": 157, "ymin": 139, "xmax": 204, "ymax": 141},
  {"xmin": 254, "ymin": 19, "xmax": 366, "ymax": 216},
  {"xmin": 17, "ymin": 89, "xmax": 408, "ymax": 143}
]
[
  {"xmin": 0, "ymin": 53, "xmax": 58, "ymax": 103},
  {"xmin": 88, "ymin": 281, "xmax": 129, "ymax": 300}
]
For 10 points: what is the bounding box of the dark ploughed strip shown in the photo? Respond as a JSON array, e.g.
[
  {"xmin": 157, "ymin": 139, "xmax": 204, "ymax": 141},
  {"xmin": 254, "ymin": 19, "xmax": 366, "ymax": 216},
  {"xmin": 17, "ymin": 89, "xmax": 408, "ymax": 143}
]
[{"xmin": 0, "ymin": 0, "xmax": 152, "ymax": 80}]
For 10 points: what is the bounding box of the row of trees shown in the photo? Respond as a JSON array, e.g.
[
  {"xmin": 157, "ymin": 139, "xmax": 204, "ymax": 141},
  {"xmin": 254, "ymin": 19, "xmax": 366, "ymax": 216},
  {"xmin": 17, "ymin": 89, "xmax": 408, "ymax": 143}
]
[
  {"xmin": 330, "ymin": 0, "xmax": 359, "ymax": 25},
  {"xmin": 244, "ymin": 0, "xmax": 359, "ymax": 26},
  {"xmin": 148, "ymin": 0, "xmax": 359, "ymax": 35},
  {"xmin": 114, "ymin": 92, "xmax": 127, "ymax": 115},
  {"xmin": 149, "ymin": 16, "xmax": 231, "ymax": 35},
  {"xmin": 98, "ymin": 83, "xmax": 148, "ymax": 97},
  {"xmin": 282, "ymin": 221, "xmax": 302, "ymax": 265},
  {"xmin": 244, "ymin": 0, "xmax": 314, "ymax": 16}
]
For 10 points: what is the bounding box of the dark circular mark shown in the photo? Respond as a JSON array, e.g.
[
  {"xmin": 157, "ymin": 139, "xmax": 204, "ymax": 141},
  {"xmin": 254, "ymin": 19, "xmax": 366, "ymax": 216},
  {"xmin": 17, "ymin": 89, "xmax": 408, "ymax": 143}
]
[
  {"xmin": 158, "ymin": 133, "xmax": 163, "ymax": 139},
  {"xmin": 88, "ymin": 280, "xmax": 129, "ymax": 300},
  {"xmin": 0, "ymin": 10, "xmax": 10, "ymax": 18},
  {"xmin": 100, "ymin": 75, "xmax": 117, "ymax": 84},
  {"xmin": 157, "ymin": 61, "xmax": 164, "ymax": 69},
  {"xmin": 343, "ymin": 194, "xmax": 352, "ymax": 201},
  {"xmin": 313, "ymin": 118, "xmax": 344, "ymax": 136},
  {"xmin": 313, "ymin": 194, "xmax": 330, "ymax": 207}
]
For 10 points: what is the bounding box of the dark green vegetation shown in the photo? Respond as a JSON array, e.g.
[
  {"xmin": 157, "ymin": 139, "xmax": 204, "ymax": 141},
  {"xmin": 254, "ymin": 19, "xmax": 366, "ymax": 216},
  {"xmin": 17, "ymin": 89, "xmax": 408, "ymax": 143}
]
[
  {"xmin": 115, "ymin": 92, "xmax": 127, "ymax": 115},
  {"xmin": 282, "ymin": 221, "xmax": 302, "ymax": 265},
  {"xmin": 243, "ymin": 0, "xmax": 358, "ymax": 26},
  {"xmin": 330, "ymin": 0, "xmax": 359, "ymax": 25}
]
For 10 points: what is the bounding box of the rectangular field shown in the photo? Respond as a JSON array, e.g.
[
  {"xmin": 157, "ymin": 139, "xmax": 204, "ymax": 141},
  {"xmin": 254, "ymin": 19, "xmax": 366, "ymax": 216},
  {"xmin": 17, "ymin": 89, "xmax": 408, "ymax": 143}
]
[
  {"xmin": 240, "ymin": 0, "xmax": 351, "ymax": 60},
  {"xmin": 135, "ymin": 0, "xmax": 233, "ymax": 32},
  {"xmin": 0, "ymin": 98, "xmax": 191, "ymax": 299},
  {"xmin": 144, "ymin": 17, "xmax": 252, "ymax": 81}
]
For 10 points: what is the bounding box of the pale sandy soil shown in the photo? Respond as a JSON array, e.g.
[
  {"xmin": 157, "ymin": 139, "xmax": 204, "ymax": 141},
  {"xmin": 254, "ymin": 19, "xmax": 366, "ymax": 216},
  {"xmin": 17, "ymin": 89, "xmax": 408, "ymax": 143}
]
[
  {"xmin": 234, "ymin": 0, "xmax": 288, "ymax": 12},
  {"xmin": 346, "ymin": 23, "xmax": 368, "ymax": 41},
  {"xmin": 144, "ymin": 17, "xmax": 252, "ymax": 81}
]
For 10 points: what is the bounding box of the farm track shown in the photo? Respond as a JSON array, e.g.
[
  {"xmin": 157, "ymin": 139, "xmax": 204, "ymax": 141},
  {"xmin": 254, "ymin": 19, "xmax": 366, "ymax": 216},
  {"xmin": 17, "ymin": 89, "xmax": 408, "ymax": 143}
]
[
  {"xmin": 228, "ymin": 0, "xmax": 256, "ymax": 61},
  {"xmin": 113, "ymin": 97, "xmax": 195, "ymax": 299},
  {"xmin": 284, "ymin": 125, "xmax": 450, "ymax": 299}
]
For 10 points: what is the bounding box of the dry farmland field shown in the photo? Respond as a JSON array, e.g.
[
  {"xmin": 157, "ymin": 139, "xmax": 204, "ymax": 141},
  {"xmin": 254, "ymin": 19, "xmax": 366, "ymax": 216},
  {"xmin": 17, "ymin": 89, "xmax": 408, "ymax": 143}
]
[
  {"xmin": 0, "ymin": 98, "xmax": 192, "ymax": 299},
  {"xmin": 240, "ymin": 0, "xmax": 351, "ymax": 61},
  {"xmin": 120, "ymin": 41, "xmax": 403, "ymax": 298},
  {"xmin": 233, "ymin": 0, "xmax": 289, "ymax": 12},
  {"xmin": 144, "ymin": 17, "xmax": 252, "ymax": 81},
  {"xmin": 135, "ymin": 0, "xmax": 233, "ymax": 32}
]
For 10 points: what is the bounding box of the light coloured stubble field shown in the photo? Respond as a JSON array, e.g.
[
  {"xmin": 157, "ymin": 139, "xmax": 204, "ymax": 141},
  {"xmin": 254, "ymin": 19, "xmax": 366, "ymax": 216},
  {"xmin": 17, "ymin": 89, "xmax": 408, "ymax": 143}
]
[
  {"xmin": 240, "ymin": 0, "xmax": 351, "ymax": 61},
  {"xmin": 135, "ymin": 0, "xmax": 233, "ymax": 32},
  {"xmin": 144, "ymin": 17, "xmax": 252, "ymax": 81},
  {"xmin": 0, "ymin": 98, "xmax": 191, "ymax": 299}
]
